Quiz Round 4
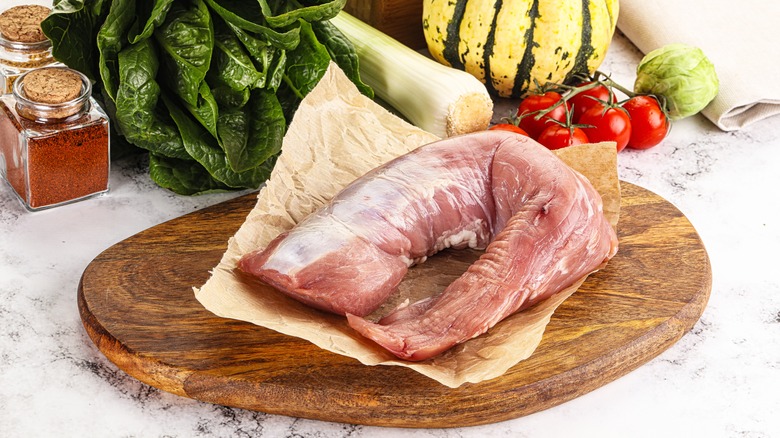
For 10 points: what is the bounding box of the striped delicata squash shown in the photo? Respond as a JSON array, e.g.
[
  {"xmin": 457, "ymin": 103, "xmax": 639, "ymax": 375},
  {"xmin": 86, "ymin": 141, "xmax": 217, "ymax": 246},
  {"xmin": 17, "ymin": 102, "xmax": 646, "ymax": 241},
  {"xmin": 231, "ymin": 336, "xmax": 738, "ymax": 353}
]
[{"xmin": 423, "ymin": 0, "xmax": 619, "ymax": 98}]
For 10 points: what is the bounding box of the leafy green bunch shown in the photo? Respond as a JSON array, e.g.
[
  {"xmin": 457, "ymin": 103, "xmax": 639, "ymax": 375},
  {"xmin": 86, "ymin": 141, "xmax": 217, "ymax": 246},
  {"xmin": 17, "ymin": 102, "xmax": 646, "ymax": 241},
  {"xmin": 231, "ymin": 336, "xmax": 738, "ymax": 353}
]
[{"xmin": 42, "ymin": 0, "xmax": 371, "ymax": 195}]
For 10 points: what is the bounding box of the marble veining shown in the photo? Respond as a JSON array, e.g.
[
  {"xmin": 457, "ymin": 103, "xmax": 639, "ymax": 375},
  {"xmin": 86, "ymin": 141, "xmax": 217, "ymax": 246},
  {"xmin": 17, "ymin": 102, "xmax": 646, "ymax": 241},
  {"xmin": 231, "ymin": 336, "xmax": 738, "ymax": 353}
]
[{"xmin": 2, "ymin": 31, "xmax": 779, "ymax": 437}]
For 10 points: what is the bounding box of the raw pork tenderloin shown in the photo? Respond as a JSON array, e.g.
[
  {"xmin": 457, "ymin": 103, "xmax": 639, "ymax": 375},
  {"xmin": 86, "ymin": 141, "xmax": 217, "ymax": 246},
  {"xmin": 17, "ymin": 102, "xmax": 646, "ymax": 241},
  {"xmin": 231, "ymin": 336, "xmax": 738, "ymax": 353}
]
[{"xmin": 238, "ymin": 130, "xmax": 618, "ymax": 361}]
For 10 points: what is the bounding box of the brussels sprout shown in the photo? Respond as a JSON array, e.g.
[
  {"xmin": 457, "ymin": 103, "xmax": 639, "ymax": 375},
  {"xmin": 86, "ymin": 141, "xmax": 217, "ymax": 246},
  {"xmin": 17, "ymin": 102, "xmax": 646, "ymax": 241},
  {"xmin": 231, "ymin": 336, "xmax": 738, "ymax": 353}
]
[{"xmin": 634, "ymin": 44, "xmax": 719, "ymax": 120}]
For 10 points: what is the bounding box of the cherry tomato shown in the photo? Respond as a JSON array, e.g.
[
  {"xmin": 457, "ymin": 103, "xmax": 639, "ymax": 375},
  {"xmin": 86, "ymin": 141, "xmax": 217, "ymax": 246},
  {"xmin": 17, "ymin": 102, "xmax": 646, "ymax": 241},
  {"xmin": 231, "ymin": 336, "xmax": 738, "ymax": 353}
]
[
  {"xmin": 622, "ymin": 95, "xmax": 670, "ymax": 149},
  {"xmin": 537, "ymin": 124, "xmax": 590, "ymax": 150},
  {"xmin": 516, "ymin": 91, "xmax": 567, "ymax": 139},
  {"xmin": 489, "ymin": 123, "xmax": 529, "ymax": 137},
  {"xmin": 578, "ymin": 105, "xmax": 632, "ymax": 152},
  {"xmin": 568, "ymin": 82, "xmax": 613, "ymax": 122}
]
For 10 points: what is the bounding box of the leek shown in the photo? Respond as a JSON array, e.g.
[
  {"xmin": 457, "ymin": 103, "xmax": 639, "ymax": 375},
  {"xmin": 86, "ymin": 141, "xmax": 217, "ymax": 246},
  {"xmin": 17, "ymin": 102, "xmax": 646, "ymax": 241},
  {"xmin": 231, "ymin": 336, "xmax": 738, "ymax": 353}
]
[{"xmin": 331, "ymin": 12, "xmax": 493, "ymax": 138}]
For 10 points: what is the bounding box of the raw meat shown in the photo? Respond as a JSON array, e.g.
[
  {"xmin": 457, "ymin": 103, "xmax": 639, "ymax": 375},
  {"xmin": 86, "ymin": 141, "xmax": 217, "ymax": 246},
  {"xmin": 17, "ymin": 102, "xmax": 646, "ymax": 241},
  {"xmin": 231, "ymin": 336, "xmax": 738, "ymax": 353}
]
[
  {"xmin": 238, "ymin": 131, "xmax": 500, "ymax": 316},
  {"xmin": 237, "ymin": 130, "xmax": 618, "ymax": 360}
]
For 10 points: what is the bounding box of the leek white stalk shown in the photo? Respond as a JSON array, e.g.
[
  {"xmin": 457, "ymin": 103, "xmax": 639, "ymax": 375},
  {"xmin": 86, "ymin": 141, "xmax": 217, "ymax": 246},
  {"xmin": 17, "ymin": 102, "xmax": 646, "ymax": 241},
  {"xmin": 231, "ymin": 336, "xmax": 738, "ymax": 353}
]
[{"xmin": 331, "ymin": 12, "xmax": 493, "ymax": 138}]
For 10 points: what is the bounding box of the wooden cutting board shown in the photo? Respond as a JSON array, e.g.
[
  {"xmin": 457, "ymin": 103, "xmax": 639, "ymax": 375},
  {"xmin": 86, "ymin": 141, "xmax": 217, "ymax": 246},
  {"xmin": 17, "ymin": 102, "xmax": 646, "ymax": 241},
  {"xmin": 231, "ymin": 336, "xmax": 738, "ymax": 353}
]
[{"xmin": 78, "ymin": 182, "xmax": 711, "ymax": 428}]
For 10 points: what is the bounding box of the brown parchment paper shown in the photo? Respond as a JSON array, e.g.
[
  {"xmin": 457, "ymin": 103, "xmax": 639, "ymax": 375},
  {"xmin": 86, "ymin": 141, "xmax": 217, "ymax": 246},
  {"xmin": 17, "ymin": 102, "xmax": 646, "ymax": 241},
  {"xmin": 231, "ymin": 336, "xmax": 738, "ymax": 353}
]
[{"xmin": 194, "ymin": 62, "xmax": 620, "ymax": 388}]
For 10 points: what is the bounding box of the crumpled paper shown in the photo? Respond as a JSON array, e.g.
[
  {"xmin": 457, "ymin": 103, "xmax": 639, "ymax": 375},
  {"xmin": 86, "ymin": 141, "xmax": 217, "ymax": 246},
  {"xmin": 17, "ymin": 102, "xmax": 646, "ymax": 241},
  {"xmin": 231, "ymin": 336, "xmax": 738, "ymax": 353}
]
[
  {"xmin": 195, "ymin": 62, "xmax": 620, "ymax": 388},
  {"xmin": 617, "ymin": 0, "xmax": 780, "ymax": 131}
]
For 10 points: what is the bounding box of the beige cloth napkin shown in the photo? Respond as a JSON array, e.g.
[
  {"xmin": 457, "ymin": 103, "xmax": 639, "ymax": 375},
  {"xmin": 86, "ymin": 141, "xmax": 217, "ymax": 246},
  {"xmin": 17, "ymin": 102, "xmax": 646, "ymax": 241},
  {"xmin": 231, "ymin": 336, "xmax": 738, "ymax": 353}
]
[{"xmin": 618, "ymin": 0, "xmax": 780, "ymax": 131}]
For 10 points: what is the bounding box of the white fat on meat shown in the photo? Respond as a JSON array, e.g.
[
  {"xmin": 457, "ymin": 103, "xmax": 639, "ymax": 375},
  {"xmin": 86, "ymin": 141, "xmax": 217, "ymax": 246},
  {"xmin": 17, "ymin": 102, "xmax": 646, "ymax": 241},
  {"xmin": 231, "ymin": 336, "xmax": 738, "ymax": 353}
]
[{"xmin": 260, "ymin": 219, "xmax": 356, "ymax": 275}]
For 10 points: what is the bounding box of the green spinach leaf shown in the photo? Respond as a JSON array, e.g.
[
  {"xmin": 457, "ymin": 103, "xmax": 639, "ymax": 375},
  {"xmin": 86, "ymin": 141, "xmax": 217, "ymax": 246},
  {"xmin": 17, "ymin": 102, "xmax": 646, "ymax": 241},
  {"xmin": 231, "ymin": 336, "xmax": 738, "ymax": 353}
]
[
  {"xmin": 226, "ymin": 21, "xmax": 270, "ymax": 60},
  {"xmin": 202, "ymin": 0, "xmax": 300, "ymax": 50},
  {"xmin": 149, "ymin": 153, "xmax": 231, "ymax": 195},
  {"xmin": 266, "ymin": 50, "xmax": 287, "ymax": 92},
  {"xmin": 163, "ymin": 94, "xmax": 268, "ymax": 189},
  {"xmin": 211, "ymin": 85, "xmax": 250, "ymax": 109},
  {"xmin": 312, "ymin": 20, "xmax": 373, "ymax": 98},
  {"xmin": 129, "ymin": 0, "xmax": 175, "ymax": 44},
  {"xmin": 181, "ymin": 81, "xmax": 219, "ymax": 138},
  {"xmin": 282, "ymin": 20, "xmax": 330, "ymax": 100},
  {"xmin": 208, "ymin": 18, "xmax": 266, "ymax": 91},
  {"xmin": 97, "ymin": 86, "xmax": 141, "ymax": 159},
  {"xmin": 259, "ymin": 0, "xmax": 346, "ymax": 28},
  {"xmin": 114, "ymin": 39, "xmax": 189, "ymax": 159},
  {"xmin": 225, "ymin": 22, "xmax": 285, "ymax": 92},
  {"xmin": 154, "ymin": 0, "xmax": 214, "ymax": 107},
  {"xmin": 217, "ymin": 88, "xmax": 285, "ymax": 173},
  {"xmin": 42, "ymin": 0, "xmax": 111, "ymax": 80},
  {"xmin": 97, "ymin": 0, "xmax": 136, "ymax": 102}
]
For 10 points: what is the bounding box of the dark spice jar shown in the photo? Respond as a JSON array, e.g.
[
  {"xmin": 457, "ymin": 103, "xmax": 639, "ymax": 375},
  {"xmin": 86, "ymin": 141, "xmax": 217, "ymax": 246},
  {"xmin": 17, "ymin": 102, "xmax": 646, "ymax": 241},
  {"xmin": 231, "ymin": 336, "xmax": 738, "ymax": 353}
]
[
  {"xmin": 0, "ymin": 66, "xmax": 110, "ymax": 211},
  {"xmin": 0, "ymin": 5, "xmax": 59, "ymax": 94}
]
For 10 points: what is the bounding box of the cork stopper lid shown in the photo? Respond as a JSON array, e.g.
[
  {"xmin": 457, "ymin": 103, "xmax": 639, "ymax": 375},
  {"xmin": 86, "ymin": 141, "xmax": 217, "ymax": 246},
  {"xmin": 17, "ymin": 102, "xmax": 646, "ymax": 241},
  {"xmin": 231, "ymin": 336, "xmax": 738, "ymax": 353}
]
[
  {"xmin": 14, "ymin": 67, "xmax": 91, "ymax": 121},
  {"xmin": 23, "ymin": 68, "xmax": 83, "ymax": 104},
  {"xmin": 0, "ymin": 5, "xmax": 51, "ymax": 43}
]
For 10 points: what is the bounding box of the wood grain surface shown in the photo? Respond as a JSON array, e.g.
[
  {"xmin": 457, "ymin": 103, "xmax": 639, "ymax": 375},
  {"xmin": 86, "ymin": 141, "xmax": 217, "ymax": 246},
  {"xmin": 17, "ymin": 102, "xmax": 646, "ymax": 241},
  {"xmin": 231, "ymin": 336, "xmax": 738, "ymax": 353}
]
[
  {"xmin": 344, "ymin": 0, "xmax": 427, "ymax": 49},
  {"xmin": 78, "ymin": 182, "xmax": 711, "ymax": 428}
]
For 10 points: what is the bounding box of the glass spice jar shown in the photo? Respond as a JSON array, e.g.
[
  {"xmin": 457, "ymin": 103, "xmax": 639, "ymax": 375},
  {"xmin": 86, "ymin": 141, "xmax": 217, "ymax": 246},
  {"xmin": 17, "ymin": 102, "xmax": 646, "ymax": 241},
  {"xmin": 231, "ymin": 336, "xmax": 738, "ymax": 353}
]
[
  {"xmin": 0, "ymin": 66, "xmax": 110, "ymax": 211},
  {"xmin": 0, "ymin": 5, "xmax": 59, "ymax": 94}
]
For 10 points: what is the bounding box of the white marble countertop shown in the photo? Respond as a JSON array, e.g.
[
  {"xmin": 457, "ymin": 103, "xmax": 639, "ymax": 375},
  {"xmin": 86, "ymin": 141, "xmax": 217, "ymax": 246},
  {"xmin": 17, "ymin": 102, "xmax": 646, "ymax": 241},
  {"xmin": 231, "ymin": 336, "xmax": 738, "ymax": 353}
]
[{"xmin": 2, "ymin": 30, "xmax": 779, "ymax": 437}]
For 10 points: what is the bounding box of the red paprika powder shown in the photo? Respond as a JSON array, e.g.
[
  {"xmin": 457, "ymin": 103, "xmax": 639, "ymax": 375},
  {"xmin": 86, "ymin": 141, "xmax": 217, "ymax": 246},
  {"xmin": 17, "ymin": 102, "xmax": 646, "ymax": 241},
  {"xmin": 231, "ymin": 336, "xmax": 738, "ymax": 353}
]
[{"xmin": 0, "ymin": 66, "xmax": 110, "ymax": 211}]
